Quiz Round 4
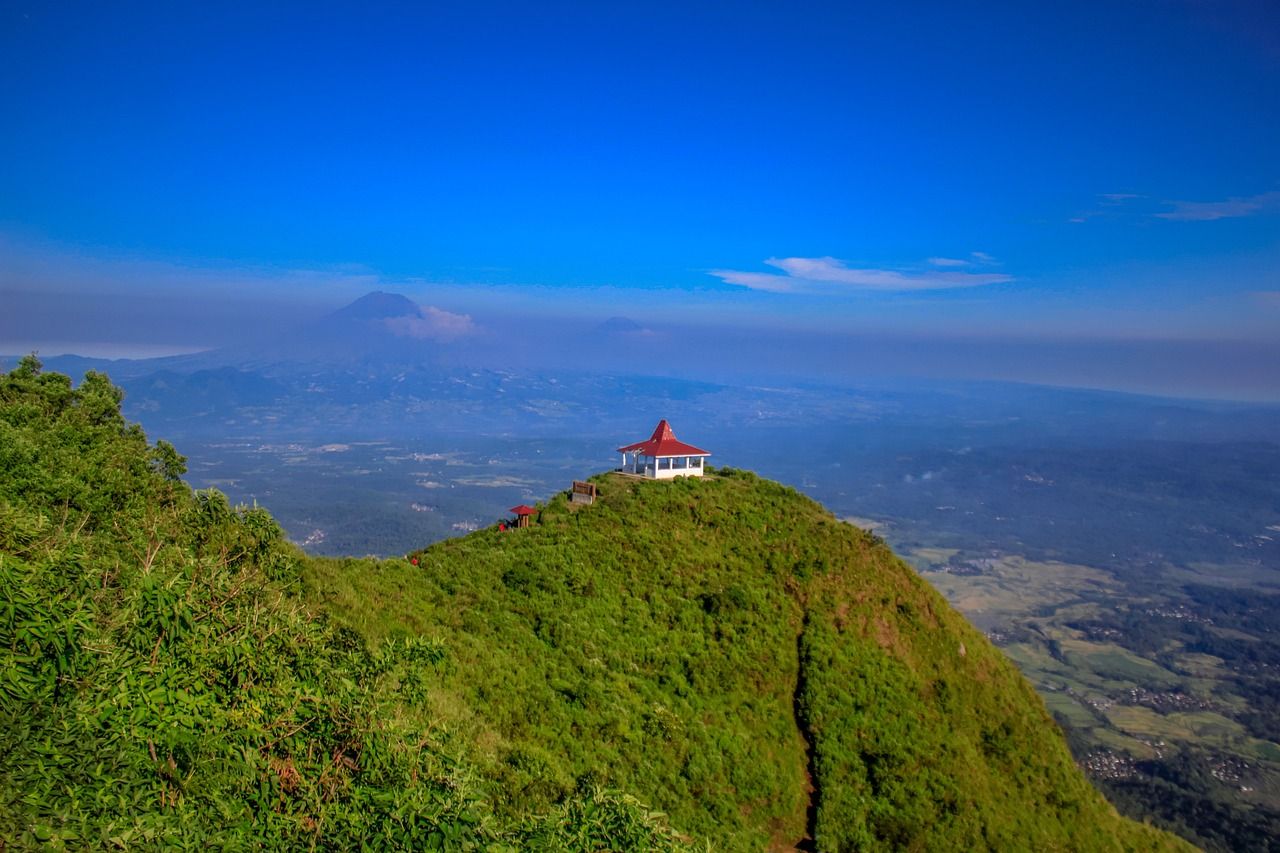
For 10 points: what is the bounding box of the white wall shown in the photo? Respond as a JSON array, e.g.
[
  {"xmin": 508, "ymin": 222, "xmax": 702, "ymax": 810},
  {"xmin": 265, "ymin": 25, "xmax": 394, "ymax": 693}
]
[
  {"xmin": 619, "ymin": 453, "xmax": 709, "ymax": 478},
  {"xmin": 652, "ymin": 456, "xmax": 707, "ymax": 479}
]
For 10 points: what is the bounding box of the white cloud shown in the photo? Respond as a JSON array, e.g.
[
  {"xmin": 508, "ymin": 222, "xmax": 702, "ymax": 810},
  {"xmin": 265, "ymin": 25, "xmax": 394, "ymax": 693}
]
[
  {"xmin": 1074, "ymin": 189, "xmax": 1280, "ymax": 224},
  {"xmin": 384, "ymin": 306, "xmax": 475, "ymax": 341},
  {"xmin": 928, "ymin": 257, "xmax": 969, "ymax": 267},
  {"xmin": 709, "ymin": 256, "xmax": 1012, "ymax": 294},
  {"xmin": 1068, "ymin": 192, "xmax": 1144, "ymax": 223},
  {"xmin": 1156, "ymin": 190, "xmax": 1280, "ymax": 222}
]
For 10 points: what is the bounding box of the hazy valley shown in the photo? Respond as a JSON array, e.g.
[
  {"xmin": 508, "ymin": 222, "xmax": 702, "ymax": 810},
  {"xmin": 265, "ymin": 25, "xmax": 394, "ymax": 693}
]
[
  {"xmin": 6, "ymin": 292, "xmax": 1280, "ymax": 849},
  {"xmin": 9, "ymin": 293, "xmax": 1279, "ymax": 849}
]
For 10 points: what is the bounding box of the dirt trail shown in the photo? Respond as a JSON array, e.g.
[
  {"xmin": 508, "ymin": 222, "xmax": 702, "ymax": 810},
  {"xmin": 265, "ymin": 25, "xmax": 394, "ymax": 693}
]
[{"xmin": 791, "ymin": 616, "xmax": 819, "ymax": 852}]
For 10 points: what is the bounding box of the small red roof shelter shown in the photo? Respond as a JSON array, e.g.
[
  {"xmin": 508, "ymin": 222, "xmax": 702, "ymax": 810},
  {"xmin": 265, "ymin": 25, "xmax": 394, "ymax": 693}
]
[
  {"xmin": 509, "ymin": 504, "xmax": 536, "ymax": 528},
  {"xmin": 617, "ymin": 419, "xmax": 710, "ymax": 479}
]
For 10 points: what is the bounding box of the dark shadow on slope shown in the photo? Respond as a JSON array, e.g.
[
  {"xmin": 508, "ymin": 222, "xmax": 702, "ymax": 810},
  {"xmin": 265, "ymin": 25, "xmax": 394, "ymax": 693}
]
[{"xmin": 793, "ymin": 614, "xmax": 819, "ymax": 852}]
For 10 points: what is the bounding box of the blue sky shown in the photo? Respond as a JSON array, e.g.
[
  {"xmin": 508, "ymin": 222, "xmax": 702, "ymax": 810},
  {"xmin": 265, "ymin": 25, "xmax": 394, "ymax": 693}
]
[{"xmin": 1, "ymin": 1, "xmax": 1278, "ymax": 394}]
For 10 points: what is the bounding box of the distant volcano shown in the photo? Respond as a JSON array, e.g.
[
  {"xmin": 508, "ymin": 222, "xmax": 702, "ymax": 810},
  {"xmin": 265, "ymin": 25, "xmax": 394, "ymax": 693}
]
[
  {"xmin": 196, "ymin": 291, "xmax": 475, "ymax": 367},
  {"xmin": 326, "ymin": 291, "xmax": 423, "ymax": 322},
  {"xmin": 596, "ymin": 316, "xmax": 657, "ymax": 338},
  {"xmin": 597, "ymin": 316, "xmax": 645, "ymax": 334},
  {"xmin": 315, "ymin": 292, "xmax": 474, "ymax": 344}
]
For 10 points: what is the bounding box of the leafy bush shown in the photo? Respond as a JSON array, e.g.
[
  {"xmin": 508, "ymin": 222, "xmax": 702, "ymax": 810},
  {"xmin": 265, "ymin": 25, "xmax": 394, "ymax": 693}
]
[
  {"xmin": 316, "ymin": 464, "xmax": 1185, "ymax": 850},
  {"xmin": 0, "ymin": 358, "xmax": 686, "ymax": 850},
  {"xmin": 0, "ymin": 360, "xmax": 1183, "ymax": 850}
]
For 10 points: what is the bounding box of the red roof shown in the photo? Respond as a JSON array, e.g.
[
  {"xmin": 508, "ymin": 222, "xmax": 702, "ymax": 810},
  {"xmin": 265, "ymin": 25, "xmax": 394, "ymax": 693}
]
[
  {"xmin": 616, "ymin": 419, "xmax": 710, "ymax": 457},
  {"xmin": 509, "ymin": 504, "xmax": 537, "ymax": 516}
]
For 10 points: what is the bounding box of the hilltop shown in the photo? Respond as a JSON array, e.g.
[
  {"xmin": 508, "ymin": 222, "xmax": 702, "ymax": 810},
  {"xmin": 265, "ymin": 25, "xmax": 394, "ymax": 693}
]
[
  {"xmin": 0, "ymin": 359, "xmax": 684, "ymax": 849},
  {"xmin": 0, "ymin": 359, "xmax": 1184, "ymax": 849},
  {"xmin": 310, "ymin": 470, "xmax": 1184, "ymax": 850}
]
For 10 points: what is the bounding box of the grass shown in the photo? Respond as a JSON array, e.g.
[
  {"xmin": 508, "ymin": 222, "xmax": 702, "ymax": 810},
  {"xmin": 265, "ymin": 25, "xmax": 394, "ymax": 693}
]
[
  {"xmin": 306, "ymin": 469, "xmax": 1184, "ymax": 851},
  {"xmin": 1103, "ymin": 708, "xmax": 1253, "ymax": 747},
  {"xmin": 0, "ymin": 361, "xmax": 691, "ymax": 850},
  {"xmin": 924, "ymin": 556, "xmax": 1120, "ymax": 630},
  {"xmin": 1042, "ymin": 692, "xmax": 1102, "ymax": 729},
  {"xmin": 1091, "ymin": 727, "xmax": 1161, "ymax": 760},
  {"xmin": 1060, "ymin": 642, "xmax": 1183, "ymax": 687},
  {"xmin": 0, "ymin": 363, "xmax": 1189, "ymax": 851},
  {"xmin": 906, "ymin": 546, "xmax": 957, "ymax": 566}
]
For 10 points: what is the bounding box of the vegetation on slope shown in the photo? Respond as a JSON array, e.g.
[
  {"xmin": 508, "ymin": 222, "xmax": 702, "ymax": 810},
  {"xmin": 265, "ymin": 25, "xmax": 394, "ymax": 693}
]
[
  {"xmin": 0, "ymin": 358, "xmax": 683, "ymax": 850},
  {"xmin": 311, "ymin": 471, "xmax": 1185, "ymax": 851},
  {"xmin": 0, "ymin": 360, "xmax": 1186, "ymax": 850}
]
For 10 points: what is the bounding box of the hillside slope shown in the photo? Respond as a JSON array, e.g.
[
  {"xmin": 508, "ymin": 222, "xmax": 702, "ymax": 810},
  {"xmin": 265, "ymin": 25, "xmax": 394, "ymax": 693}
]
[
  {"xmin": 0, "ymin": 359, "xmax": 684, "ymax": 849},
  {"xmin": 0, "ymin": 360, "xmax": 1184, "ymax": 849},
  {"xmin": 307, "ymin": 470, "xmax": 1184, "ymax": 851}
]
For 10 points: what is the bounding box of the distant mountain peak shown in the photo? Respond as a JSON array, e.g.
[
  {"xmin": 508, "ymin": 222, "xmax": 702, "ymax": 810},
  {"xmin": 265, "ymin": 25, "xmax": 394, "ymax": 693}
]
[
  {"xmin": 329, "ymin": 291, "xmax": 422, "ymax": 321},
  {"xmin": 598, "ymin": 316, "xmax": 644, "ymax": 334}
]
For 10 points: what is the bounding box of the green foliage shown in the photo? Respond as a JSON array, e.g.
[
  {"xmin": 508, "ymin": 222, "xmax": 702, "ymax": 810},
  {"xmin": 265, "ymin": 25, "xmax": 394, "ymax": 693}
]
[
  {"xmin": 313, "ymin": 467, "xmax": 1187, "ymax": 851},
  {"xmin": 0, "ymin": 360, "xmax": 686, "ymax": 850},
  {"xmin": 1060, "ymin": 581, "xmax": 1280, "ymax": 849},
  {"xmin": 0, "ymin": 362, "xmax": 1186, "ymax": 850},
  {"xmin": 797, "ymin": 581, "xmax": 1155, "ymax": 851},
  {"xmin": 1099, "ymin": 755, "xmax": 1280, "ymax": 852}
]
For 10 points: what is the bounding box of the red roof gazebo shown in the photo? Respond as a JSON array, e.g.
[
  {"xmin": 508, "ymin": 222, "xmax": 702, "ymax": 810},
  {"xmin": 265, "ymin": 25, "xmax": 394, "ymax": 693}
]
[
  {"xmin": 509, "ymin": 504, "xmax": 536, "ymax": 528},
  {"xmin": 617, "ymin": 419, "xmax": 710, "ymax": 479}
]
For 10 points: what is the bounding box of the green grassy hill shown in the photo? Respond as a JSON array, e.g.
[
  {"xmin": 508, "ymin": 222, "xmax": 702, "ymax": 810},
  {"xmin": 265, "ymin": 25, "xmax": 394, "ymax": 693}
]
[
  {"xmin": 0, "ymin": 359, "xmax": 684, "ymax": 850},
  {"xmin": 310, "ymin": 469, "xmax": 1185, "ymax": 851},
  {"xmin": 1, "ymin": 360, "xmax": 1186, "ymax": 850}
]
